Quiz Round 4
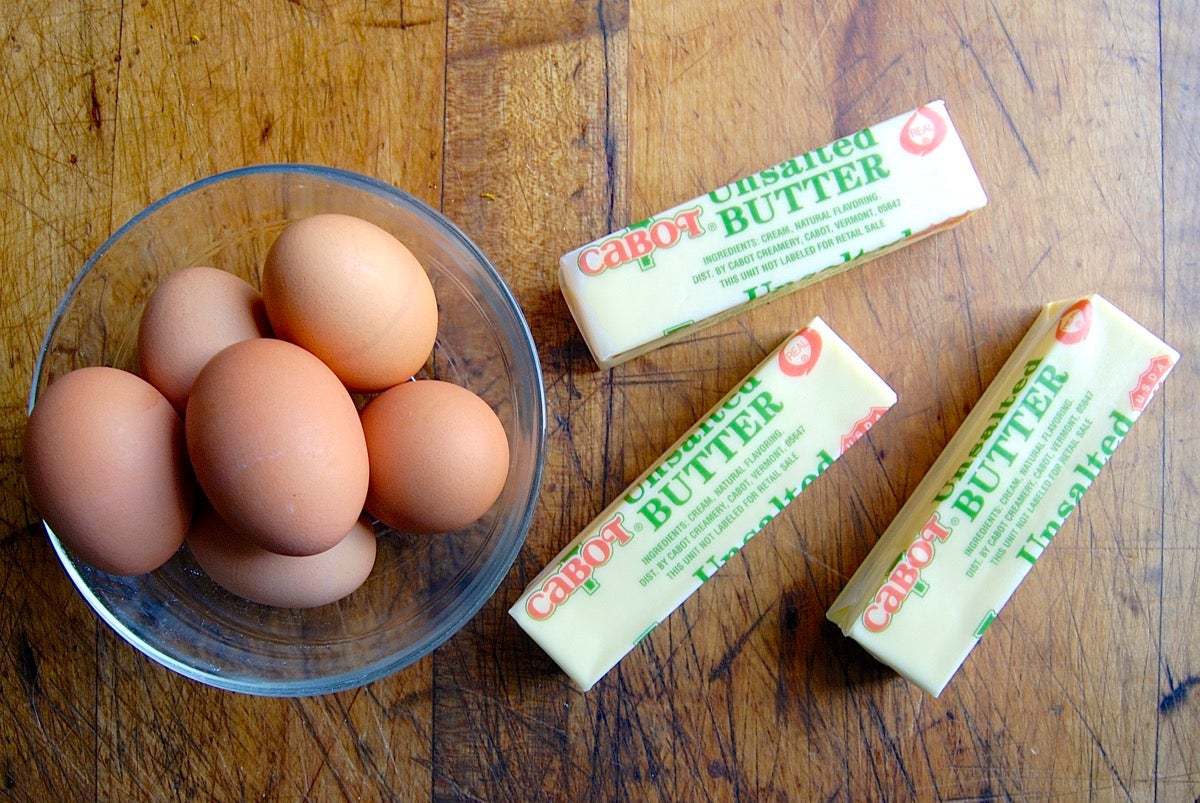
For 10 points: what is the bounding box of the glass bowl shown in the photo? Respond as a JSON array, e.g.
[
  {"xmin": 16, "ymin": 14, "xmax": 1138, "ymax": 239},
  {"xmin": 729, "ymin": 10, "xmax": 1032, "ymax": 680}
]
[{"xmin": 28, "ymin": 164, "xmax": 546, "ymax": 696}]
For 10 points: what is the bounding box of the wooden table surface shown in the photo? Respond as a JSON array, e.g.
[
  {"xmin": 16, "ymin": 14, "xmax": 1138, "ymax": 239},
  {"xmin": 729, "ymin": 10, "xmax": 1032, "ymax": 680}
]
[{"xmin": 2, "ymin": 1, "xmax": 1197, "ymax": 800}]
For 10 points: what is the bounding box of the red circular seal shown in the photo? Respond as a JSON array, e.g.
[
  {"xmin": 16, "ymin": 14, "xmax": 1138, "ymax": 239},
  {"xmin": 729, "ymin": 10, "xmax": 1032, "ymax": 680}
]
[
  {"xmin": 779, "ymin": 328, "xmax": 822, "ymax": 377},
  {"xmin": 899, "ymin": 106, "xmax": 948, "ymax": 156},
  {"xmin": 1055, "ymin": 299, "xmax": 1093, "ymax": 345}
]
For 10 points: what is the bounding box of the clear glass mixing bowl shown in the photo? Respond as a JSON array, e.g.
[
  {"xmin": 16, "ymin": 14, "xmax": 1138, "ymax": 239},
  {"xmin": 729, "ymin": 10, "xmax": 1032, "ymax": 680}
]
[{"xmin": 28, "ymin": 164, "xmax": 546, "ymax": 696}]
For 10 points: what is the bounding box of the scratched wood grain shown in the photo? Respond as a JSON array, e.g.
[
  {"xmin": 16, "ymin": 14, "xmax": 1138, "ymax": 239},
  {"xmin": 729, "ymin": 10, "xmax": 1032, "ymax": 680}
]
[
  {"xmin": 1, "ymin": 0, "xmax": 1197, "ymax": 800},
  {"xmin": 431, "ymin": 2, "xmax": 634, "ymax": 799},
  {"xmin": 1, "ymin": 1, "xmax": 447, "ymax": 799},
  {"xmin": 1158, "ymin": 0, "xmax": 1200, "ymax": 797}
]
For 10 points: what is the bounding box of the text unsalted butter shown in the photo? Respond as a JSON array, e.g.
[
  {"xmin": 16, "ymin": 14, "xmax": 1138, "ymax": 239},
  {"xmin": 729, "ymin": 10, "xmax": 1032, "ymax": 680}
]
[
  {"xmin": 559, "ymin": 100, "xmax": 987, "ymax": 367},
  {"xmin": 511, "ymin": 319, "xmax": 896, "ymax": 691},
  {"xmin": 827, "ymin": 294, "xmax": 1178, "ymax": 696}
]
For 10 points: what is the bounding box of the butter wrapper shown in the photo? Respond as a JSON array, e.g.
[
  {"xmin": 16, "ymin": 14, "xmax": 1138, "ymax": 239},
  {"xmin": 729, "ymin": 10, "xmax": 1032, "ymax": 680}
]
[
  {"xmin": 560, "ymin": 100, "xmax": 987, "ymax": 368},
  {"xmin": 511, "ymin": 320, "xmax": 896, "ymax": 691},
  {"xmin": 827, "ymin": 294, "xmax": 1179, "ymax": 696}
]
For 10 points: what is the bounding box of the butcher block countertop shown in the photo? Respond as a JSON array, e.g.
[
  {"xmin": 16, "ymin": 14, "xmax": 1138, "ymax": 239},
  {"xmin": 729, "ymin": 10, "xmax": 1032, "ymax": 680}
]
[{"xmin": 2, "ymin": 1, "xmax": 1197, "ymax": 800}]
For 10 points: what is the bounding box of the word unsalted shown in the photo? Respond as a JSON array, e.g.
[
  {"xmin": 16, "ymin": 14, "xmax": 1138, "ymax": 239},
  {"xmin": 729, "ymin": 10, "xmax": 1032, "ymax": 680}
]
[
  {"xmin": 559, "ymin": 100, "xmax": 987, "ymax": 367},
  {"xmin": 511, "ymin": 319, "xmax": 896, "ymax": 691},
  {"xmin": 827, "ymin": 294, "xmax": 1178, "ymax": 696}
]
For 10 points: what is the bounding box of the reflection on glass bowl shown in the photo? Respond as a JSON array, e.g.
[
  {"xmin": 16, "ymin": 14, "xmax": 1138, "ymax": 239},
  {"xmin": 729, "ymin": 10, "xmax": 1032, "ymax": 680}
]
[{"xmin": 28, "ymin": 164, "xmax": 546, "ymax": 696}]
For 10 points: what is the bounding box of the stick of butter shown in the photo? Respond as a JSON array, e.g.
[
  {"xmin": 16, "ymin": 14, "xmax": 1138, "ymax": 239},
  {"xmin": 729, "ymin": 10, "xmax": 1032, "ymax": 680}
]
[
  {"xmin": 511, "ymin": 320, "xmax": 897, "ymax": 691},
  {"xmin": 560, "ymin": 100, "xmax": 987, "ymax": 368},
  {"xmin": 827, "ymin": 294, "xmax": 1179, "ymax": 696}
]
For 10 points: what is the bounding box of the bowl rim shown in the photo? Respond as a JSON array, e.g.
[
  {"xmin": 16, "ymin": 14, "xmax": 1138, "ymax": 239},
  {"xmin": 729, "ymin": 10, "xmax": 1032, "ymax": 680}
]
[{"xmin": 28, "ymin": 163, "xmax": 548, "ymax": 696}]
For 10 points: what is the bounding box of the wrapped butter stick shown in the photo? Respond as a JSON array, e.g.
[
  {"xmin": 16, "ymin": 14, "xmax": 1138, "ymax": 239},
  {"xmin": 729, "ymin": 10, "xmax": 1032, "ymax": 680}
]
[
  {"xmin": 827, "ymin": 294, "xmax": 1179, "ymax": 696},
  {"xmin": 560, "ymin": 100, "xmax": 987, "ymax": 368},
  {"xmin": 511, "ymin": 320, "xmax": 896, "ymax": 691}
]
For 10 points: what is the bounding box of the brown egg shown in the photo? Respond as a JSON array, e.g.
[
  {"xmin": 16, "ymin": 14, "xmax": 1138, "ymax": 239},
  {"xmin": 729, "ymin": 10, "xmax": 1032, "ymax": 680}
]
[
  {"xmin": 262, "ymin": 213, "xmax": 438, "ymax": 392},
  {"xmin": 186, "ymin": 338, "xmax": 369, "ymax": 556},
  {"xmin": 23, "ymin": 366, "xmax": 195, "ymax": 575},
  {"xmin": 360, "ymin": 379, "xmax": 509, "ymax": 534},
  {"xmin": 137, "ymin": 266, "xmax": 272, "ymax": 411},
  {"xmin": 188, "ymin": 507, "xmax": 377, "ymax": 608}
]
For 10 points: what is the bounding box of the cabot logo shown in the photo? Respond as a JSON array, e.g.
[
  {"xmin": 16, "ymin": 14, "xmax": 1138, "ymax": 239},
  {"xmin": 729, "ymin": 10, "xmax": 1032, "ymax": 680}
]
[
  {"xmin": 576, "ymin": 208, "xmax": 704, "ymax": 276},
  {"xmin": 1055, "ymin": 299, "xmax": 1093, "ymax": 345},
  {"xmin": 778, "ymin": 327, "xmax": 822, "ymax": 377},
  {"xmin": 862, "ymin": 512, "xmax": 952, "ymax": 632},
  {"xmin": 899, "ymin": 106, "xmax": 948, "ymax": 156},
  {"xmin": 523, "ymin": 514, "xmax": 634, "ymax": 620}
]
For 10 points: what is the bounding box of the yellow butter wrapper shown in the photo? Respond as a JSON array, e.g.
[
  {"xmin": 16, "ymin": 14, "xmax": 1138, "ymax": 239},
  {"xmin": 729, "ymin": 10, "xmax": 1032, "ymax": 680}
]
[
  {"xmin": 828, "ymin": 294, "xmax": 1178, "ymax": 696},
  {"xmin": 512, "ymin": 320, "xmax": 896, "ymax": 691},
  {"xmin": 560, "ymin": 100, "xmax": 987, "ymax": 368}
]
